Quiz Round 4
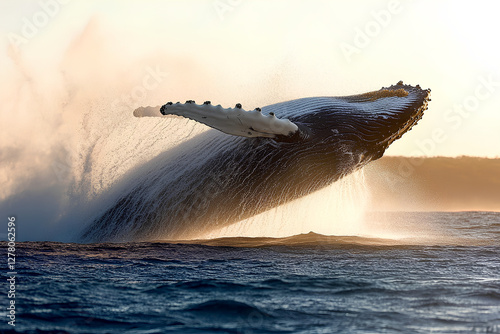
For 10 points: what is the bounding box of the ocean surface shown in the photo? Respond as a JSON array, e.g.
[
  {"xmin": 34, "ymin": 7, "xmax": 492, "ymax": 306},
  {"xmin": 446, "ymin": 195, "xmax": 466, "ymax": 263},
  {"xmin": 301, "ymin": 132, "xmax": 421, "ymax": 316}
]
[{"xmin": 2, "ymin": 211, "xmax": 500, "ymax": 334}]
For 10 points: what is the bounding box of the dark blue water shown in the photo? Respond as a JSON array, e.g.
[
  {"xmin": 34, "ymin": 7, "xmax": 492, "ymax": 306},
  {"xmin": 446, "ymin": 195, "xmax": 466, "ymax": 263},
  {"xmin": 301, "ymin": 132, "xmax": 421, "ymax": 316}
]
[{"xmin": 2, "ymin": 212, "xmax": 500, "ymax": 333}]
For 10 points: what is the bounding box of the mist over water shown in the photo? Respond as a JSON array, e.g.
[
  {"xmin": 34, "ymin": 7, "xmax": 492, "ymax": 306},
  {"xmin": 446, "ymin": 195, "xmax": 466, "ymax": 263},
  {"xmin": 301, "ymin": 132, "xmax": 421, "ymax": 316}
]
[{"xmin": 1, "ymin": 21, "xmax": 180, "ymax": 241}]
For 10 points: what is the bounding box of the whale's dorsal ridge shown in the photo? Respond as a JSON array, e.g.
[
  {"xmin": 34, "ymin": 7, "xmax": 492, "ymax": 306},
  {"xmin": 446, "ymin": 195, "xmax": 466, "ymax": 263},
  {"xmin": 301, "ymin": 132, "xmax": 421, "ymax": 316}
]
[{"xmin": 135, "ymin": 101, "xmax": 300, "ymax": 140}]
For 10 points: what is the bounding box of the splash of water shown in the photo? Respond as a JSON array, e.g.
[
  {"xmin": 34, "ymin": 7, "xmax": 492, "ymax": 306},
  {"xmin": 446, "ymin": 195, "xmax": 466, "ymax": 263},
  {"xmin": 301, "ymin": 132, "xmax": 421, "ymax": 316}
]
[
  {"xmin": 0, "ymin": 18, "xmax": 372, "ymax": 243},
  {"xmin": 202, "ymin": 170, "xmax": 369, "ymax": 239},
  {"xmin": 2, "ymin": 48, "xmax": 375, "ymax": 242}
]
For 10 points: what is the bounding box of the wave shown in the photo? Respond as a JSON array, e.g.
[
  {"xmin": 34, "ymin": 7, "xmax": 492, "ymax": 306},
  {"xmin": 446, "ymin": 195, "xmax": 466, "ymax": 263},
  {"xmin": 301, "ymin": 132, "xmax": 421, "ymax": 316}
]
[
  {"xmin": 161, "ymin": 230, "xmax": 496, "ymax": 248},
  {"xmin": 167, "ymin": 232, "xmax": 399, "ymax": 247},
  {"xmin": 185, "ymin": 300, "xmax": 271, "ymax": 319}
]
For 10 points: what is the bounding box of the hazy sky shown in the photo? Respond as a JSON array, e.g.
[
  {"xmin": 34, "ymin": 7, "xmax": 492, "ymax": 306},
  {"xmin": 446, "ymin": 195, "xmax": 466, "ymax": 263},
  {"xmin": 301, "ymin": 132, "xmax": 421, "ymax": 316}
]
[{"xmin": 1, "ymin": 0, "xmax": 499, "ymax": 157}]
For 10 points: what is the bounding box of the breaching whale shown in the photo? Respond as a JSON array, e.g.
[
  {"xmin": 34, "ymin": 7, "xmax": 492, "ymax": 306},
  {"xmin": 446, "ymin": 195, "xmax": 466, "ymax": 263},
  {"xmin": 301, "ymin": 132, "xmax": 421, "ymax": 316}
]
[{"xmin": 82, "ymin": 81, "xmax": 430, "ymax": 242}]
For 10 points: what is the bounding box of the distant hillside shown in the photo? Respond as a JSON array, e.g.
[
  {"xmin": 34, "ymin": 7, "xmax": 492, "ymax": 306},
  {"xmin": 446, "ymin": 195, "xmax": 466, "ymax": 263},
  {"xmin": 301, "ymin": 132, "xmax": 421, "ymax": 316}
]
[{"xmin": 364, "ymin": 156, "xmax": 500, "ymax": 212}]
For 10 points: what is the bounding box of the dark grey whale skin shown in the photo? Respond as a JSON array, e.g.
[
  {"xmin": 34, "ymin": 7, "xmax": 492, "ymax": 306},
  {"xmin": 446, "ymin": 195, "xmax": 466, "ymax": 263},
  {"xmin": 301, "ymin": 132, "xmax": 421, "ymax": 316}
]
[{"xmin": 82, "ymin": 82, "xmax": 430, "ymax": 242}]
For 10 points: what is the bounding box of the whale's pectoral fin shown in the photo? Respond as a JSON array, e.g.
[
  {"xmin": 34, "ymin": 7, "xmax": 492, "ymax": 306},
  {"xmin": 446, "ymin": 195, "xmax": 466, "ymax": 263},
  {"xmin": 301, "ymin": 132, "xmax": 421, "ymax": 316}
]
[{"xmin": 134, "ymin": 101, "xmax": 299, "ymax": 139}]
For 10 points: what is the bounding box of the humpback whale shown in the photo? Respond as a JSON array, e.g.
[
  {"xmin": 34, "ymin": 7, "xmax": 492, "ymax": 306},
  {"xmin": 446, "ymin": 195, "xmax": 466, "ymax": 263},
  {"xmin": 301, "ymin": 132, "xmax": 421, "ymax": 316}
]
[{"xmin": 82, "ymin": 81, "xmax": 430, "ymax": 242}]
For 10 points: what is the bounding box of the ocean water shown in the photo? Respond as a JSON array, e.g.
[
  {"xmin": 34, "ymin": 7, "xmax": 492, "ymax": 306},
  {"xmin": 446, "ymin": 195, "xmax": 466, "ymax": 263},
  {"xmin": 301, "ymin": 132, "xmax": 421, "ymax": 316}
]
[{"xmin": 2, "ymin": 211, "xmax": 499, "ymax": 334}]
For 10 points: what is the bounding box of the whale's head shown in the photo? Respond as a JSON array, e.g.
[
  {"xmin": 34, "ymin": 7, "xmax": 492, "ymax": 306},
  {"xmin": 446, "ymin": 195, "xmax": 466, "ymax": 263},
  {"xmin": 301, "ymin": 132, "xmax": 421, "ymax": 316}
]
[{"xmin": 275, "ymin": 82, "xmax": 430, "ymax": 166}]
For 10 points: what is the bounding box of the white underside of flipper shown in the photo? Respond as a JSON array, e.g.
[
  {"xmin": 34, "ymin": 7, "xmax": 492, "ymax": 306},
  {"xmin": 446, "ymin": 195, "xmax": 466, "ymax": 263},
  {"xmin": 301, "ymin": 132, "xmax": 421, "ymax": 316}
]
[{"xmin": 134, "ymin": 102, "xmax": 299, "ymax": 138}]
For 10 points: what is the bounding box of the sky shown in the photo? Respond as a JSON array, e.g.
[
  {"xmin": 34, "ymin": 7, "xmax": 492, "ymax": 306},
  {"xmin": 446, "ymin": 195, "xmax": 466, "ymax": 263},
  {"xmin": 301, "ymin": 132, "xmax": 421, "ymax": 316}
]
[
  {"xmin": 1, "ymin": 0, "xmax": 499, "ymax": 240},
  {"xmin": 1, "ymin": 0, "xmax": 499, "ymax": 159}
]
